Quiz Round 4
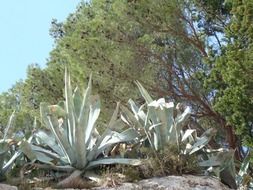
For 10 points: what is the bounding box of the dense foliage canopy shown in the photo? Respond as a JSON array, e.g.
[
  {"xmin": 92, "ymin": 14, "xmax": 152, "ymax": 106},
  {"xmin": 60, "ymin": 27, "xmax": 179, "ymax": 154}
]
[{"xmin": 0, "ymin": 0, "xmax": 252, "ymax": 150}]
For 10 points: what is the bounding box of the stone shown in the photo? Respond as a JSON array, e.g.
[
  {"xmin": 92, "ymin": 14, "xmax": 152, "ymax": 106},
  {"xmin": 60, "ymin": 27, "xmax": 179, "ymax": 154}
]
[
  {"xmin": 89, "ymin": 175, "xmax": 232, "ymax": 190},
  {"xmin": 0, "ymin": 183, "xmax": 18, "ymax": 190},
  {"xmin": 6, "ymin": 175, "xmax": 232, "ymax": 190}
]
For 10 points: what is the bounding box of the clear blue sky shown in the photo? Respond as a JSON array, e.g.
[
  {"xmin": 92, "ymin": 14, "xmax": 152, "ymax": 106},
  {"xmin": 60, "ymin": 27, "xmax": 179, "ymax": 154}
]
[{"xmin": 0, "ymin": 0, "xmax": 82, "ymax": 93}]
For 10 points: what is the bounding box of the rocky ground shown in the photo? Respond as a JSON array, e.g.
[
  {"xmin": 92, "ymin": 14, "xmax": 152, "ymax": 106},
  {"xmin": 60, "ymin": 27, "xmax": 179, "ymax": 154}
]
[{"xmin": 0, "ymin": 175, "xmax": 233, "ymax": 190}]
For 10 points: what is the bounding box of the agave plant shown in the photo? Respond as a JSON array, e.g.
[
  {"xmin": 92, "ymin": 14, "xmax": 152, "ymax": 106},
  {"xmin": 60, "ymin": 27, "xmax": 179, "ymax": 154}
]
[
  {"xmin": 120, "ymin": 81, "xmax": 244, "ymax": 188},
  {"xmin": 22, "ymin": 69, "xmax": 141, "ymax": 176},
  {"xmin": 121, "ymin": 81, "xmax": 216, "ymax": 153},
  {"xmin": 236, "ymin": 150, "xmax": 253, "ymax": 189},
  {"xmin": 0, "ymin": 111, "xmax": 24, "ymax": 178},
  {"xmin": 200, "ymin": 148, "xmax": 253, "ymax": 189},
  {"xmin": 123, "ymin": 82, "xmax": 249, "ymax": 189}
]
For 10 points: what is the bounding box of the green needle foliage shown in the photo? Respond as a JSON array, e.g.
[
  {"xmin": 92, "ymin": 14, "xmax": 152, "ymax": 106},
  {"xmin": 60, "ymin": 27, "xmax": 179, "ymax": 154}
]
[{"xmin": 207, "ymin": 0, "xmax": 253, "ymax": 147}]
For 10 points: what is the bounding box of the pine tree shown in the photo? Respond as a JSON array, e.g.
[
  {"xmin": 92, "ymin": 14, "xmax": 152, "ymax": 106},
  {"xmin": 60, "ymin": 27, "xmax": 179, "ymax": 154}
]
[{"xmin": 208, "ymin": 0, "xmax": 253, "ymax": 147}]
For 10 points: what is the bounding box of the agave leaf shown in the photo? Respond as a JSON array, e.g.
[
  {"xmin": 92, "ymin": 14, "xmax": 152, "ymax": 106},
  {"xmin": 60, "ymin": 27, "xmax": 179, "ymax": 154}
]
[
  {"xmin": 119, "ymin": 128, "xmax": 139, "ymax": 140},
  {"xmin": 98, "ymin": 129, "xmax": 135, "ymax": 149},
  {"xmin": 85, "ymin": 95, "xmax": 100, "ymax": 144},
  {"xmin": 87, "ymin": 128, "xmax": 112, "ymax": 161},
  {"xmin": 237, "ymin": 150, "xmax": 251, "ymax": 185},
  {"xmin": 120, "ymin": 114, "xmax": 131, "ymax": 126},
  {"xmin": 145, "ymin": 107, "xmax": 161, "ymax": 150},
  {"xmin": 175, "ymin": 106, "xmax": 191, "ymax": 132},
  {"xmin": 21, "ymin": 140, "xmax": 60, "ymax": 165},
  {"xmin": 0, "ymin": 142, "xmax": 8, "ymax": 169},
  {"xmin": 75, "ymin": 74, "xmax": 92, "ymax": 169},
  {"xmin": 154, "ymin": 101, "xmax": 175, "ymax": 146},
  {"xmin": 86, "ymin": 158, "xmax": 142, "ymax": 169},
  {"xmin": 189, "ymin": 128, "xmax": 217, "ymax": 154},
  {"xmin": 31, "ymin": 144, "xmax": 60, "ymax": 160},
  {"xmin": 165, "ymin": 104, "xmax": 175, "ymax": 144},
  {"xmin": 95, "ymin": 128, "xmax": 139, "ymax": 158},
  {"xmin": 34, "ymin": 151, "xmax": 55, "ymax": 165},
  {"xmin": 19, "ymin": 141, "xmax": 37, "ymax": 161},
  {"xmin": 155, "ymin": 116, "xmax": 170, "ymax": 148},
  {"xmin": 199, "ymin": 150, "xmax": 234, "ymax": 169},
  {"xmin": 189, "ymin": 142, "xmax": 207, "ymax": 154},
  {"xmin": 2, "ymin": 151, "xmax": 22, "ymax": 173},
  {"xmin": 53, "ymin": 165, "xmax": 75, "ymax": 172},
  {"xmin": 198, "ymin": 156, "xmax": 221, "ymax": 167},
  {"xmin": 65, "ymin": 68, "xmax": 76, "ymax": 146},
  {"xmin": 78, "ymin": 74, "xmax": 92, "ymax": 126},
  {"xmin": 50, "ymin": 118, "xmax": 76, "ymax": 164},
  {"xmin": 40, "ymin": 103, "xmax": 74, "ymax": 164},
  {"xmin": 34, "ymin": 130, "xmax": 64, "ymax": 156},
  {"xmin": 73, "ymin": 87, "xmax": 82, "ymax": 118},
  {"xmin": 148, "ymin": 98, "xmax": 174, "ymax": 110},
  {"xmin": 120, "ymin": 105, "xmax": 145, "ymax": 134},
  {"xmin": 135, "ymin": 81, "xmax": 153, "ymax": 104},
  {"xmin": 107, "ymin": 102, "xmax": 120, "ymax": 130},
  {"xmin": 138, "ymin": 104, "xmax": 147, "ymax": 119},
  {"xmin": 205, "ymin": 148, "xmax": 227, "ymax": 153},
  {"xmin": 128, "ymin": 99, "xmax": 139, "ymax": 118},
  {"xmin": 181, "ymin": 129, "xmax": 196, "ymax": 142},
  {"xmin": 148, "ymin": 123, "xmax": 162, "ymax": 130},
  {"xmin": 3, "ymin": 111, "xmax": 15, "ymax": 141},
  {"xmin": 128, "ymin": 99, "xmax": 147, "ymax": 122},
  {"xmin": 87, "ymin": 103, "xmax": 124, "ymax": 161}
]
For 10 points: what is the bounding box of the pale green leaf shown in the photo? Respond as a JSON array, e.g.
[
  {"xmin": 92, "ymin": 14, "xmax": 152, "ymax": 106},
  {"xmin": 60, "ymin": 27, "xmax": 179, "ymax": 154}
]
[
  {"xmin": 86, "ymin": 158, "xmax": 142, "ymax": 169},
  {"xmin": 135, "ymin": 81, "xmax": 153, "ymax": 104}
]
